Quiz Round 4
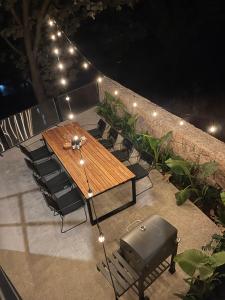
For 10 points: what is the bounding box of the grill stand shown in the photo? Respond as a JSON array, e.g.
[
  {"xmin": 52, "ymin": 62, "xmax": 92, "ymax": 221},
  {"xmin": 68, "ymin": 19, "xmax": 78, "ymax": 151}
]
[{"xmin": 97, "ymin": 244, "xmax": 178, "ymax": 300}]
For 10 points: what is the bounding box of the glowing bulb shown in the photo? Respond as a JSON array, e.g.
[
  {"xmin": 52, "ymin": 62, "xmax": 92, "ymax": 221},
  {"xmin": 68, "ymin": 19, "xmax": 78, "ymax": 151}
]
[
  {"xmin": 82, "ymin": 62, "xmax": 89, "ymax": 69},
  {"xmin": 68, "ymin": 113, "xmax": 74, "ymax": 120},
  {"xmin": 65, "ymin": 96, "xmax": 70, "ymax": 101},
  {"xmin": 57, "ymin": 62, "xmax": 64, "ymax": 70},
  {"xmin": 74, "ymin": 135, "xmax": 79, "ymax": 141},
  {"xmin": 79, "ymin": 159, "xmax": 85, "ymax": 165},
  {"xmin": 88, "ymin": 189, "xmax": 93, "ymax": 198},
  {"xmin": 48, "ymin": 19, "xmax": 54, "ymax": 27},
  {"xmin": 57, "ymin": 31, "xmax": 62, "ymax": 37},
  {"xmin": 53, "ymin": 48, "xmax": 59, "ymax": 55},
  {"xmin": 60, "ymin": 78, "xmax": 67, "ymax": 85},
  {"xmin": 133, "ymin": 102, "xmax": 137, "ymax": 107},
  {"xmin": 98, "ymin": 233, "xmax": 105, "ymax": 243},
  {"xmin": 97, "ymin": 76, "xmax": 103, "ymax": 83},
  {"xmin": 50, "ymin": 34, "xmax": 56, "ymax": 41},
  {"xmin": 114, "ymin": 90, "xmax": 118, "ymax": 96},
  {"xmin": 68, "ymin": 46, "xmax": 75, "ymax": 54},
  {"xmin": 152, "ymin": 111, "xmax": 158, "ymax": 117},
  {"xmin": 179, "ymin": 120, "xmax": 184, "ymax": 126},
  {"xmin": 208, "ymin": 125, "xmax": 217, "ymax": 134}
]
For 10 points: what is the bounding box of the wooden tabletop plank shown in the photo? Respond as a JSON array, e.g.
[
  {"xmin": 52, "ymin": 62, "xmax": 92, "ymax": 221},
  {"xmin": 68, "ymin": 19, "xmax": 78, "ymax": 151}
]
[{"xmin": 43, "ymin": 122, "xmax": 135, "ymax": 198}]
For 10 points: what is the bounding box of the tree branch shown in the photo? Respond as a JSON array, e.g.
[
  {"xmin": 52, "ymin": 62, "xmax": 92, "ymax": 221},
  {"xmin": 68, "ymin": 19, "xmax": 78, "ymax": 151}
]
[
  {"xmin": 33, "ymin": 0, "xmax": 51, "ymax": 56},
  {"xmin": 10, "ymin": 6, "xmax": 22, "ymax": 26},
  {"xmin": 1, "ymin": 36, "xmax": 24, "ymax": 57}
]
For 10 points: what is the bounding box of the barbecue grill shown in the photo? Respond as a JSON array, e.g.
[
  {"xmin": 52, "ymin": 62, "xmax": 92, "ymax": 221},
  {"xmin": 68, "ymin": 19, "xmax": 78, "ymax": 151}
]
[{"xmin": 97, "ymin": 215, "xmax": 179, "ymax": 300}]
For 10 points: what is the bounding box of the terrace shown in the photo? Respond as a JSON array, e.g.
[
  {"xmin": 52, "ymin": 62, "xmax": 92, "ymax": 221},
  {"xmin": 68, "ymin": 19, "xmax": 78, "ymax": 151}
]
[{"xmin": 0, "ymin": 77, "xmax": 224, "ymax": 300}]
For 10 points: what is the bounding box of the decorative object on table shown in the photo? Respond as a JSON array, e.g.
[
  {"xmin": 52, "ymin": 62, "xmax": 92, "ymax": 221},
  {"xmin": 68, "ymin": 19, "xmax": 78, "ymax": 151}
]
[{"xmin": 71, "ymin": 135, "xmax": 87, "ymax": 150}]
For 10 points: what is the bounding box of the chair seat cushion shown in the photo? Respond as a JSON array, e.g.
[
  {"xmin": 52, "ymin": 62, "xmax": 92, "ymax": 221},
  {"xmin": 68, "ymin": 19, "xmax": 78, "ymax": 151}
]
[
  {"xmin": 45, "ymin": 172, "xmax": 71, "ymax": 194},
  {"xmin": 88, "ymin": 128, "xmax": 102, "ymax": 139},
  {"xmin": 31, "ymin": 145, "xmax": 51, "ymax": 161},
  {"xmin": 36, "ymin": 159, "xmax": 60, "ymax": 177},
  {"xmin": 111, "ymin": 150, "xmax": 129, "ymax": 162},
  {"xmin": 127, "ymin": 163, "xmax": 149, "ymax": 180},
  {"xmin": 56, "ymin": 189, "xmax": 84, "ymax": 216},
  {"xmin": 99, "ymin": 139, "xmax": 113, "ymax": 149}
]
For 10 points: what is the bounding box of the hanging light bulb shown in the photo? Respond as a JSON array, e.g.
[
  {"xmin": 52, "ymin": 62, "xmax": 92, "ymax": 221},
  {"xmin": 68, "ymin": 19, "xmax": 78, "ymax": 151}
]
[
  {"xmin": 133, "ymin": 102, "xmax": 137, "ymax": 107},
  {"xmin": 65, "ymin": 96, "xmax": 70, "ymax": 101},
  {"xmin": 68, "ymin": 113, "xmax": 74, "ymax": 120},
  {"xmin": 48, "ymin": 19, "xmax": 54, "ymax": 27},
  {"xmin": 208, "ymin": 125, "xmax": 217, "ymax": 134},
  {"xmin": 114, "ymin": 90, "xmax": 118, "ymax": 96},
  {"xmin": 79, "ymin": 159, "xmax": 85, "ymax": 165},
  {"xmin": 57, "ymin": 62, "xmax": 64, "ymax": 70},
  {"xmin": 88, "ymin": 188, "xmax": 93, "ymax": 198},
  {"xmin": 53, "ymin": 47, "xmax": 59, "ymax": 55},
  {"xmin": 50, "ymin": 34, "xmax": 56, "ymax": 41},
  {"xmin": 60, "ymin": 78, "xmax": 67, "ymax": 86},
  {"xmin": 97, "ymin": 76, "xmax": 103, "ymax": 83},
  {"xmin": 57, "ymin": 31, "xmax": 62, "ymax": 37},
  {"xmin": 82, "ymin": 62, "xmax": 89, "ymax": 69},
  {"xmin": 179, "ymin": 120, "xmax": 184, "ymax": 126},
  {"xmin": 98, "ymin": 233, "xmax": 105, "ymax": 243},
  {"xmin": 152, "ymin": 111, "xmax": 158, "ymax": 117},
  {"xmin": 68, "ymin": 46, "xmax": 75, "ymax": 54}
]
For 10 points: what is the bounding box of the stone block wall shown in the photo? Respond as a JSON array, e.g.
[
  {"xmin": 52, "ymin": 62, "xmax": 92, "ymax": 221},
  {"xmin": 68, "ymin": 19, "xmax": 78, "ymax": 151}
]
[{"xmin": 98, "ymin": 77, "xmax": 225, "ymax": 189}]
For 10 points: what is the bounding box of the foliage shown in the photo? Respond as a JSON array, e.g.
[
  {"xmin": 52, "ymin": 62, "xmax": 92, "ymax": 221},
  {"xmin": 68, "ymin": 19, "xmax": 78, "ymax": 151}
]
[
  {"xmin": 175, "ymin": 249, "xmax": 225, "ymax": 300},
  {"xmin": 203, "ymin": 233, "xmax": 225, "ymax": 254},
  {"xmin": 165, "ymin": 158, "xmax": 218, "ymax": 205}
]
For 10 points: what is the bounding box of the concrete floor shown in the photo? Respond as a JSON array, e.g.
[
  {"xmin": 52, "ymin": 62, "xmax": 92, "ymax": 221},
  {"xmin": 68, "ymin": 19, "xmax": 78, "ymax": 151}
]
[{"xmin": 0, "ymin": 107, "xmax": 220, "ymax": 300}]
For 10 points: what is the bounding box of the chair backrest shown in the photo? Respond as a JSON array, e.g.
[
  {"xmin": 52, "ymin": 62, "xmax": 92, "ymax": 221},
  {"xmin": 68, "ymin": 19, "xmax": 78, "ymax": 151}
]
[
  {"xmin": 97, "ymin": 119, "xmax": 106, "ymax": 135},
  {"xmin": 123, "ymin": 138, "xmax": 134, "ymax": 155},
  {"xmin": 140, "ymin": 151, "xmax": 154, "ymax": 165},
  {"xmin": 24, "ymin": 158, "xmax": 36, "ymax": 172},
  {"xmin": 42, "ymin": 193, "xmax": 59, "ymax": 211},
  {"xmin": 33, "ymin": 174, "xmax": 49, "ymax": 193},
  {"xmin": 108, "ymin": 128, "xmax": 118, "ymax": 145},
  {"xmin": 20, "ymin": 144, "xmax": 32, "ymax": 160}
]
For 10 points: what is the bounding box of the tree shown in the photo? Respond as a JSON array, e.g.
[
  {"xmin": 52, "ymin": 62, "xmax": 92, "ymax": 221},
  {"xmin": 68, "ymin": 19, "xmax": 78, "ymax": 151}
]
[{"xmin": 0, "ymin": 0, "xmax": 138, "ymax": 104}]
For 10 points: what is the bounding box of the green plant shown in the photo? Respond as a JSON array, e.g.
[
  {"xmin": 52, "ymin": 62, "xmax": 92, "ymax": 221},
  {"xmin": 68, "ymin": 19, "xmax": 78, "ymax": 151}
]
[
  {"xmin": 165, "ymin": 159, "xmax": 218, "ymax": 205},
  {"xmin": 175, "ymin": 249, "xmax": 225, "ymax": 300},
  {"xmin": 138, "ymin": 131, "xmax": 172, "ymax": 168},
  {"xmin": 203, "ymin": 233, "xmax": 225, "ymax": 253},
  {"xmin": 119, "ymin": 111, "xmax": 138, "ymax": 139}
]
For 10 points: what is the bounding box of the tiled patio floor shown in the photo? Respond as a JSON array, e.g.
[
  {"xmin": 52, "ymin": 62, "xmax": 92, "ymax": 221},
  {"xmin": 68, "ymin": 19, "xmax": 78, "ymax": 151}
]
[{"xmin": 0, "ymin": 107, "xmax": 220, "ymax": 300}]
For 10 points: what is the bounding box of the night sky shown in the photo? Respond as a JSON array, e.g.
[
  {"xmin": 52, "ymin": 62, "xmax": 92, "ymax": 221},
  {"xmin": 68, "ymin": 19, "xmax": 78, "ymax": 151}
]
[{"xmin": 1, "ymin": 0, "xmax": 225, "ymax": 140}]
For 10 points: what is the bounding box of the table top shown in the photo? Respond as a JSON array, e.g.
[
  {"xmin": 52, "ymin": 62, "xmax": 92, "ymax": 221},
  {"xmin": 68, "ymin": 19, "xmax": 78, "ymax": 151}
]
[{"xmin": 43, "ymin": 122, "xmax": 135, "ymax": 199}]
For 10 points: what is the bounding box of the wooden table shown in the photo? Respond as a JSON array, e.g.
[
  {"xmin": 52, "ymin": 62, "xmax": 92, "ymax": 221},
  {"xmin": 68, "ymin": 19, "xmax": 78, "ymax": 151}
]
[{"xmin": 43, "ymin": 122, "xmax": 136, "ymax": 225}]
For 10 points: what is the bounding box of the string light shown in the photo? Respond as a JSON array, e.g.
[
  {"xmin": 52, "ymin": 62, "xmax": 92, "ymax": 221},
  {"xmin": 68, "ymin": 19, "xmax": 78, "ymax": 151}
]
[
  {"xmin": 53, "ymin": 48, "xmax": 59, "ymax": 55},
  {"xmin": 48, "ymin": 19, "xmax": 54, "ymax": 27},
  {"xmin": 79, "ymin": 159, "xmax": 85, "ymax": 165},
  {"xmin": 68, "ymin": 113, "xmax": 74, "ymax": 120},
  {"xmin": 65, "ymin": 96, "xmax": 70, "ymax": 101},
  {"xmin": 114, "ymin": 90, "xmax": 119, "ymax": 96},
  {"xmin": 208, "ymin": 125, "xmax": 217, "ymax": 134},
  {"xmin": 57, "ymin": 31, "xmax": 62, "ymax": 37},
  {"xmin": 152, "ymin": 111, "xmax": 158, "ymax": 117},
  {"xmin": 179, "ymin": 120, "xmax": 184, "ymax": 126},
  {"xmin": 82, "ymin": 62, "xmax": 89, "ymax": 69},
  {"xmin": 97, "ymin": 76, "xmax": 103, "ymax": 83},
  {"xmin": 133, "ymin": 102, "xmax": 137, "ymax": 107},
  {"xmin": 88, "ymin": 188, "xmax": 93, "ymax": 198},
  {"xmin": 68, "ymin": 46, "xmax": 75, "ymax": 54},
  {"xmin": 60, "ymin": 78, "xmax": 67, "ymax": 86},
  {"xmin": 57, "ymin": 62, "xmax": 64, "ymax": 70},
  {"xmin": 50, "ymin": 34, "xmax": 56, "ymax": 41},
  {"xmin": 98, "ymin": 233, "xmax": 105, "ymax": 243}
]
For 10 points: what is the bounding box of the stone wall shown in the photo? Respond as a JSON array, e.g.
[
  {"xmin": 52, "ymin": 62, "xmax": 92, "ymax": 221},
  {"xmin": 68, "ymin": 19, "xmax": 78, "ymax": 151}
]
[{"xmin": 98, "ymin": 77, "xmax": 225, "ymax": 189}]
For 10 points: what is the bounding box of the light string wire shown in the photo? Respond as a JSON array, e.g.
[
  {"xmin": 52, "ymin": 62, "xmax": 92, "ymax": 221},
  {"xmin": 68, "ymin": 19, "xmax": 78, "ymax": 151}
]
[{"xmin": 78, "ymin": 147, "xmax": 118, "ymax": 300}]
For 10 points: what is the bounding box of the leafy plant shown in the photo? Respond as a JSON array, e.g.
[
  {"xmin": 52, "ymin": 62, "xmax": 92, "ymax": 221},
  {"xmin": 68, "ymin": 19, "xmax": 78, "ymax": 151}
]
[{"xmin": 175, "ymin": 249, "xmax": 225, "ymax": 300}]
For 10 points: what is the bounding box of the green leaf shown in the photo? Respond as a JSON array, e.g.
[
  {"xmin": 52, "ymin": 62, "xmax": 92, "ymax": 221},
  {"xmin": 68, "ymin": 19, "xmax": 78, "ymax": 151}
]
[
  {"xmin": 220, "ymin": 192, "xmax": 225, "ymax": 206},
  {"xmin": 198, "ymin": 161, "xmax": 218, "ymax": 180},
  {"xmin": 165, "ymin": 158, "xmax": 192, "ymax": 178},
  {"xmin": 175, "ymin": 186, "xmax": 192, "ymax": 205},
  {"xmin": 211, "ymin": 251, "xmax": 225, "ymax": 267}
]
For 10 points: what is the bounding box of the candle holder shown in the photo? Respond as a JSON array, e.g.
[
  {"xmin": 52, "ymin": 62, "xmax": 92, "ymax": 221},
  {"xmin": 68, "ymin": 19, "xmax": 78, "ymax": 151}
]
[{"xmin": 71, "ymin": 135, "xmax": 86, "ymax": 150}]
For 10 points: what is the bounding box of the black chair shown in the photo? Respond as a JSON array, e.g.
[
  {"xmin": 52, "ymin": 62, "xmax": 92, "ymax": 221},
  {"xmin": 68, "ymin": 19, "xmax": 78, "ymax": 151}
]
[
  {"xmin": 88, "ymin": 119, "xmax": 106, "ymax": 139},
  {"xmin": 33, "ymin": 172, "xmax": 72, "ymax": 194},
  {"xmin": 111, "ymin": 138, "xmax": 134, "ymax": 162},
  {"xmin": 25, "ymin": 157, "xmax": 61, "ymax": 177},
  {"xmin": 127, "ymin": 151, "xmax": 154, "ymax": 196},
  {"xmin": 99, "ymin": 127, "xmax": 118, "ymax": 149},
  {"xmin": 20, "ymin": 140, "xmax": 52, "ymax": 162},
  {"xmin": 43, "ymin": 190, "xmax": 87, "ymax": 233}
]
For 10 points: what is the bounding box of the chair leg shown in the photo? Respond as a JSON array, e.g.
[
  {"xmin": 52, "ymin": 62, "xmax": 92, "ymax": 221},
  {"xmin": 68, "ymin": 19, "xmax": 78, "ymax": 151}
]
[
  {"xmin": 60, "ymin": 206, "xmax": 87, "ymax": 233},
  {"xmin": 136, "ymin": 174, "xmax": 153, "ymax": 196}
]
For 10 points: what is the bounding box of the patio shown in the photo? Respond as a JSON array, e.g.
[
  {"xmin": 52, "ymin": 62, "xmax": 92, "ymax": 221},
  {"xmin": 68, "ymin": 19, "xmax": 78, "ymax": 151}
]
[{"xmin": 0, "ymin": 107, "xmax": 219, "ymax": 300}]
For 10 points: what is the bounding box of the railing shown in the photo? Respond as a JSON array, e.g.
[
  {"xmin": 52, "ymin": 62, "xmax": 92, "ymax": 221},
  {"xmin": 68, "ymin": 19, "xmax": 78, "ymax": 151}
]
[{"xmin": 0, "ymin": 82, "xmax": 99, "ymax": 154}]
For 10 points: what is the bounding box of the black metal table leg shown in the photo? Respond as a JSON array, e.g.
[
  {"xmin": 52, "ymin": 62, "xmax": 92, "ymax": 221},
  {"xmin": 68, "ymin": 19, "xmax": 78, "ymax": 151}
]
[
  {"xmin": 86, "ymin": 198, "xmax": 95, "ymax": 225},
  {"xmin": 169, "ymin": 241, "xmax": 178, "ymax": 274}
]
